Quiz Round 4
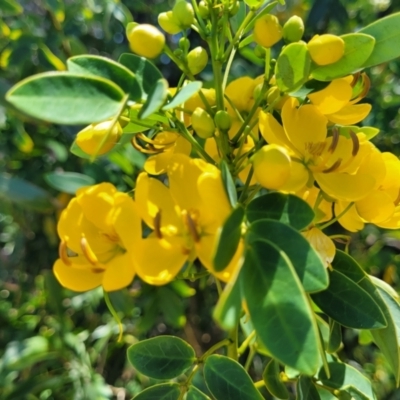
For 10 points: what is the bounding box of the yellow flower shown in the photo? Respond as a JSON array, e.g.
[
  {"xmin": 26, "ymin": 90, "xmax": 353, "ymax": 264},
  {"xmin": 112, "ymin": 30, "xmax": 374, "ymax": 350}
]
[
  {"xmin": 134, "ymin": 154, "xmax": 243, "ymax": 285},
  {"xmin": 258, "ymin": 97, "xmax": 376, "ymax": 201},
  {"xmin": 302, "ymin": 227, "xmax": 335, "ymax": 266},
  {"xmin": 307, "ymin": 34, "xmax": 344, "ymax": 66},
  {"xmin": 54, "ymin": 183, "xmax": 141, "ymax": 292},
  {"xmin": 308, "ymin": 76, "xmax": 371, "ymax": 125},
  {"xmin": 253, "ymin": 14, "xmax": 283, "ymax": 48},
  {"xmin": 127, "ymin": 24, "xmax": 165, "ymax": 59}
]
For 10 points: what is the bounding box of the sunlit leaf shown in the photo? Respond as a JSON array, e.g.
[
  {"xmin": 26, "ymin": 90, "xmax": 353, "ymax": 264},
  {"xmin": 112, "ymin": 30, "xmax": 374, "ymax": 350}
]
[{"xmin": 44, "ymin": 172, "xmax": 95, "ymax": 194}]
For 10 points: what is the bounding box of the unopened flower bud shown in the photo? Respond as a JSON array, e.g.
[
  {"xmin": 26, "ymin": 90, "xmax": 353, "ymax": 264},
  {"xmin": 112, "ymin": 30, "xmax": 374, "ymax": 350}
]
[
  {"xmin": 118, "ymin": 108, "xmax": 130, "ymax": 128},
  {"xmin": 127, "ymin": 24, "xmax": 165, "ymax": 59},
  {"xmin": 158, "ymin": 11, "xmax": 182, "ymax": 35},
  {"xmin": 254, "ymin": 44, "xmax": 266, "ymax": 58},
  {"xmin": 252, "ymin": 144, "xmax": 291, "ymax": 189},
  {"xmin": 191, "ymin": 107, "xmax": 215, "ymax": 138},
  {"xmin": 307, "ymin": 34, "xmax": 345, "ymax": 66},
  {"xmin": 283, "ymin": 16, "xmax": 304, "ymax": 43},
  {"xmin": 76, "ymin": 121, "xmax": 122, "ymax": 156},
  {"xmin": 174, "ymin": 48, "xmax": 184, "ymax": 57},
  {"xmin": 253, "ymin": 14, "xmax": 283, "ymax": 48},
  {"xmin": 198, "ymin": 1, "xmax": 209, "ymax": 18},
  {"xmin": 214, "ymin": 110, "xmax": 231, "ymax": 131},
  {"xmin": 187, "ymin": 46, "xmax": 208, "ymax": 75},
  {"xmin": 173, "ymin": 1, "xmax": 195, "ymax": 29},
  {"xmin": 179, "ymin": 37, "xmax": 190, "ymax": 53},
  {"xmin": 229, "ymin": 1, "xmax": 240, "ymax": 16}
]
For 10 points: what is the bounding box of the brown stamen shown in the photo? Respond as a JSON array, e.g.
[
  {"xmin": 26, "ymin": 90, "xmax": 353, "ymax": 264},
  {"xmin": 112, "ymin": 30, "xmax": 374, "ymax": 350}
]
[
  {"xmin": 182, "ymin": 210, "xmax": 201, "ymax": 243},
  {"xmin": 394, "ymin": 189, "xmax": 400, "ymax": 206},
  {"xmin": 323, "ymin": 158, "xmax": 342, "ymax": 173},
  {"xmin": 59, "ymin": 240, "xmax": 72, "ymax": 266},
  {"xmin": 91, "ymin": 268, "xmax": 105, "ymax": 273},
  {"xmin": 154, "ymin": 210, "xmax": 163, "ymax": 239},
  {"xmin": 328, "ymin": 128, "xmax": 339, "ymax": 153},
  {"xmin": 131, "ymin": 136, "xmax": 160, "ymax": 154},
  {"xmin": 80, "ymin": 236, "xmax": 99, "ymax": 266},
  {"xmin": 349, "ymin": 130, "xmax": 360, "ymax": 156}
]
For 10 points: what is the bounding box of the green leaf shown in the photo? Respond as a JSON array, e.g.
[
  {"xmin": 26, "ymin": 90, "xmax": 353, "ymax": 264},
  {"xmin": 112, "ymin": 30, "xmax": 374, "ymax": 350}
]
[
  {"xmin": 67, "ymin": 55, "xmax": 142, "ymax": 101},
  {"xmin": 213, "ymin": 205, "xmax": 244, "ymax": 272},
  {"xmin": 327, "ymin": 319, "xmax": 342, "ymax": 354},
  {"xmin": 275, "ymin": 42, "xmax": 311, "ymax": 93},
  {"xmin": 263, "ymin": 359, "xmax": 289, "ymax": 399},
  {"xmin": 246, "ymin": 192, "xmax": 314, "ymax": 230},
  {"xmin": 338, "ymin": 126, "xmax": 379, "ymax": 141},
  {"xmin": 0, "ymin": 173, "xmax": 53, "ymax": 212},
  {"xmin": 310, "ymin": 33, "xmax": 375, "ymax": 81},
  {"xmin": 132, "ymin": 383, "xmax": 181, "ymax": 400},
  {"xmin": 138, "ymin": 79, "xmax": 169, "ymax": 120},
  {"xmin": 220, "ymin": 160, "xmax": 237, "ymax": 207},
  {"xmin": 241, "ymin": 239, "xmax": 320, "ymax": 375},
  {"xmin": 6, "ymin": 72, "xmax": 125, "ymax": 125},
  {"xmin": 204, "ymin": 355, "xmax": 264, "ymax": 400},
  {"xmin": 0, "ymin": 0, "xmax": 23, "ymax": 16},
  {"xmin": 44, "ymin": 172, "xmax": 95, "ymax": 194},
  {"xmin": 213, "ymin": 267, "xmax": 243, "ymax": 330},
  {"xmin": 186, "ymin": 386, "xmax": 211, "ymax": 400},
  {"xmin": 359, "ymin": 12, "xmax": 400, "ymax": 68},
  {"xmin": 311, "ymin": 270, "xmax": 386, "ymax": 329},
  {"xmin": 316, "ymin": 387, "xmax": 338, "ymax": 400},
  {"xmin": 162, "ymin": 81, "xmax": 203, "ymax": 111},
  {"xmin": 296, "ymin": 376, "xmax": 321, "ymax": 400},
  {"xmin": 127, "ymin": 336, "xmax": 196, "ymax": 379},
  {"xmin": 119, "ymin": 53, "xmax": 163, "ymax": 99},
  {"xmin": 318, "ymin": 362, "xmax": 377, "ymax": 400},
  {"xmin": 248, "ymin": 220, "xmax": 328, "ymax": 293}
]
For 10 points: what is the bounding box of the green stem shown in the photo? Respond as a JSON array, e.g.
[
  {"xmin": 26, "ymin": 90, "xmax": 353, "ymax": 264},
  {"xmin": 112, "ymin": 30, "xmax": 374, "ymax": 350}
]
[
  {"xmin": 178, "ymin": 364, "xmax": 199, "ymax": 400},
  {"xmin": 238, "ymin": 330, "xmax": 256, "ymax": 355},
  {"xmin": 227, "ymin": 325, "xmax": 238, "ymax": 360},
  {"xmin": 222, "ymin": 46, "xmax": 237, "ymax": 92},
  {"xmin": 238, "ymin": 166, "xmax": 254, "ymax": 203},
  {"xmin": 244, "ymin": 346, "xmax": 256, "ymax": 372},
  {"xmin": 317, "ymin": 202, "xmax": 355, "ymax": 230},
  {"xmin": 103, "ymin": 290, "xmax": 123, "ymax": 342},
  {"xmin": 254, "ymin": 380, "xmax": 265, "ymax": 389},
  {"xmin": 200, "ymin": 338, "xmax": 232, "ymax": 362}
]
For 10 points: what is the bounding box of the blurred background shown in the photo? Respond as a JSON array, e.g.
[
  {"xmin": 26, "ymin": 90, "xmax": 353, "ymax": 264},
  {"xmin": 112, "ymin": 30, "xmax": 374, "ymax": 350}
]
[{"xmin": 1, "ymin": 0, "xmax": 400, "ymax": 398}]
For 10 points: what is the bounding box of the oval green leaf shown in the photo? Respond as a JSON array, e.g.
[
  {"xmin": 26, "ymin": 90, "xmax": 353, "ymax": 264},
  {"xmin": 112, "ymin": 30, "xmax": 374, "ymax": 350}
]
[
  {"xmin": 311, "ymin": 33, "xmax": 375, "ymax": 81},
  {"xmin": 275, "ymin": 42, "xmax": 311, "ymax": 93},
  {"xmin": 0, "ymin": 0, "xmax": 23, "ymax": 16},
  {"xmin": 263, "ymin": 359, "xmax": 289, "ymax": 399},
  {"xmin": 311, "ymin": 269, "xmax": 386, "ymax": 329},
  {"xmin": 296, "ymin": 376, "xmax": 321, "ymax": 400},
  {"xmin": 241, "ymin": 239, "xmax": 320, "ymax": 375},
  {"xmin": 204, "ymin": 355, "xmax": 264, "ymax": 400},
  {"xmin": 127, "ymin": 336, "xmax": 196, "ymax": 379},
  {"xmin": 327, "ymin": 319, "xmax": 342, "ymax": 354},
  {"xmin": 186, "ymin": 386, "xmax": 211, "ymax": 400},
  {"xmin": 44, "ymin": 172, "xmax": 95, "ymax": 194},
  {"xmin": 119, "ymin": 53, "xmax": 163, "ymax": 99},
  {"xmin": 67, "ymin": 55, "xmax": 142, "ymax": 101},
  {"xmin": 162, "ymin": 81, "xmax": 203, "ymax": 111},
  {"xmin": 248, "ymin": 220, "xmax": 328, "ymax": 293},
  {"xmin": 359, "ymin": 12, "xmax": 400, "ymax": 68},
  {"xmin": 221, "ymin": 160, "xmax": 237, "ymax": 207},
  {"xmin": 132, "ymin": 383, "xmax": 181, "ymax": 400},
  {"xmin": 138, "ymin": 78, "xmax": 169, "ymax": 120},
  {"xmin": 246, "ymin": 192, "xmax": 314, "ymax": 230},
  {"xmin": 213, "ymin": 205, "xmax": 244, "ymax": 272},
  {"xmin": 6, "ymin": 72, "xmax": 125, "ymax": 125}
]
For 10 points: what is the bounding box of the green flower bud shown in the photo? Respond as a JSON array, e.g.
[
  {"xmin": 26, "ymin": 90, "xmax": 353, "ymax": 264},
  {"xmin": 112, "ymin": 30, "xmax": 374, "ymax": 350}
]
[
  {"xmin": 173, "ymin": 1, "xmax": 195, "ymax": 29},
  {"xmin": 254, "ymin": 44, "xmax": 266, "ymax": 58},
  {"xmin": 187, "ymin": 46, "xmax": 208, "ymax": 75},
  {"xmin": 158, "ymin": 11, "xmax": 182, "ymax": 35},
  {"xmin": 283, "ymin": 16, "xmax": 304, "ymax": 43},
  {"xmin": 127, "ymin": 24, "xmax": 165, "ymax": 59},
  {"xmin": 214, "ymin": 110, "xmax": 231, "ymax": 131},
  {"xmin": 198, "ymin": 1, "xmax": 209, "ymax": 19},
  {"xmin": 179, "ymin": 37, "xmax": 190, "ymax": 53},
  {"xmin": 174, "ymin": 48, "xmax": 184, "ymax": 58},
  {"xmin": 253, "ymin": 14, "xmax": 283, "ymax": 48},
  {"xmin": 229, "ymin": 1, "xmax": 240, "ymax": 16},
  {"xmin": 191, "ymin": 107, "xmax": 215, "ymax": 139}
]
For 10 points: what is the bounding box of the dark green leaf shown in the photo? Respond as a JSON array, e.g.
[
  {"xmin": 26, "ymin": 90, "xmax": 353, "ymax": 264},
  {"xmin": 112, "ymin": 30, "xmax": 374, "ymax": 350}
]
[
  {"xmin": 296, "ymin": 376, "xmax": 321, "ymax": 400},
  {"xmin": 220, "ymin": 160, "xmax": 237, "ymax": 207},
  {"xmin": 67, "ymin": 55, "xmax": 142, "ymax": 101},
  {"xmin": 276, "ymin": 42, "xmax": 311, "ymax": 93},
  {"xmin": 311, "ymin": 270, "xmax": 386, "ymax": 329},
  {"xmin": 318, "ymin": 362, "xmax": 376, "ymax": 400},
  {"xmin": 327, "ymin": 319, "xmax": 342, "ymax": 354},
  {"xmin": 0, "ymin": 0, "xmax": 23, "ymax": 16},
  {"xmin": 248, "ymin": 220, "xmax": 328, "ymax": 292},
  {"xmin": 0, "ymin": 173, "xmax": 53, "ymax": 212},
  {"xmin": 127, "ymin": 336, "xmax": 196, "ymax": 379},
  {"xmin": 246, "ymin": 192, "xmax": 314, "ymax": 230},
  {"xmin": 157, "ymin": 287, "xmax": 186, "ymax": 328},
  {"xmin": 204, "ymin": 355, "xmax": 263, "ymax": 400},
  {"xmin": 138, "ymin": 79, "xmax": 169, "ymax": 120},
  {"xmin": 119, "ymin": 53, "xmax": 163, "ymax": 98},
  {"xmin": 213, "ymin": 205, "xmax": 244, "ymax": 272},
  {"xmin": 186, "ymin": 386, "xmax": 211, "ymax": 400},
  {"xmin": 263, "ymin": 359, "xmax": 289, "ymax": 399},
  {"xmin": 132, "ymin": 383, "xmax": 181, "ymax": 400},
  {"xmin": 213, "ymin": 267, "xmax": 243, "ymax": 330},
  {"xmin": 359, "ymin": 12, "xmax": 400, "ymax": 68},
  {"xmin": 241, "ymin": 239, "xmax": 320, "ymax": 375},
  {"xmin": 6, "ymin": 72, "xmax": 125, "ymax": 125},
  {"xmin": 316, "ymin": 387, "xmax": 338, "ymax": 400},
  {"xmin": 162, "ymin": 81, "xmax": 203, "ymax": 111},
  {"xmin": 44, "ymin": 172, "xmax": 95, "ymax": 194},
  {"xmin": 311, "ymin": 33, "xmax": 375, "ymax": 81},
  {"xmin": 230, "ymin": 0, "xmax": 246, "ymax": 33}
]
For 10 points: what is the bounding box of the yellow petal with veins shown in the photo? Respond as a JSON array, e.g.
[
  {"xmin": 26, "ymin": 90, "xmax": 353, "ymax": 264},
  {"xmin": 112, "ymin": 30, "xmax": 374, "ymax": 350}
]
[
  {"xmin": 308, "ymin": 79, "xmax": 352, "ymax": 115},
  {"xmin": 53, "ymin": 259, "xmax": 103, "ymax": 292},
  {"xmin": 326, "ymin": 104, "xmax": 371, "ymax": 125}
]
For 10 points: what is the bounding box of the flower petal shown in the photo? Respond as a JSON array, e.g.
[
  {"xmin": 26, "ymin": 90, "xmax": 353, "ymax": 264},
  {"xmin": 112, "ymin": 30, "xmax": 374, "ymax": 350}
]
[
  {"xmin": 280, "ymin": 161, "xmax": 310, "ymax": 192},
  {"xmin": 326, "ymin": 104, "xmax": 371, "ymax": 125},
  {"xmin": 335, "ymin": 201, "xmax": 364, "ymax": 232},
  {"xmin": 259, "ymin": 110, "xmax": 294, "ymax": 151},
  {"xmin": 302, "ymin": 227, "xmax": 335, "ymax": 266},
  {"xmin": 356, "ymin": 191, "xmax": 395, "ymax": 223},
  {"xmin": 102, "ymin": 252, "xmax": 136, "ymax": 291}
]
